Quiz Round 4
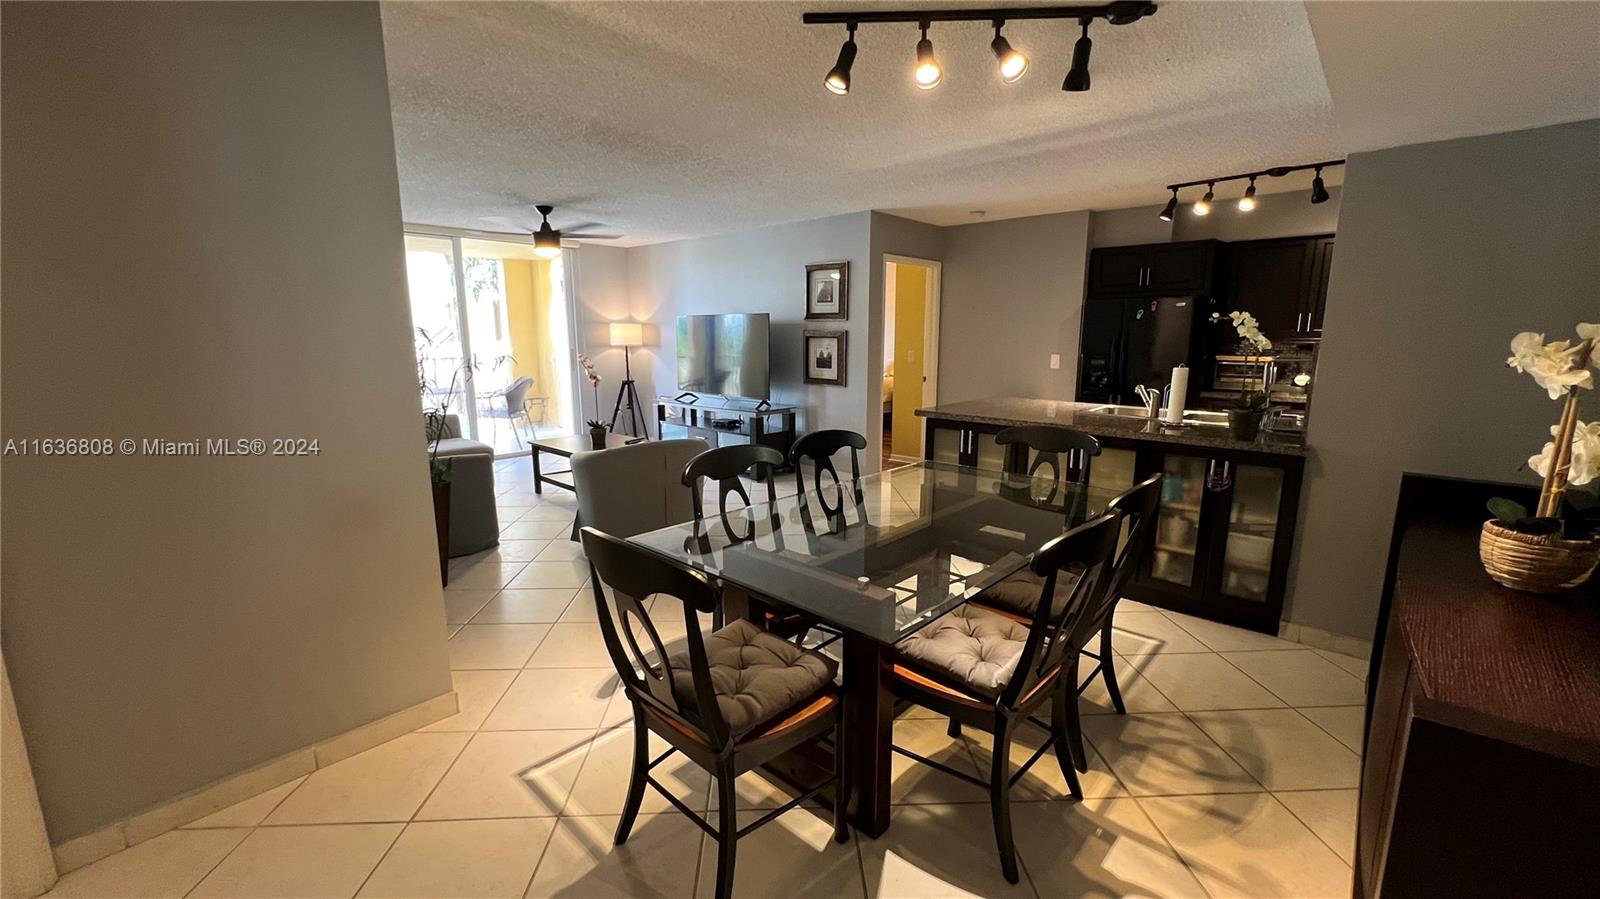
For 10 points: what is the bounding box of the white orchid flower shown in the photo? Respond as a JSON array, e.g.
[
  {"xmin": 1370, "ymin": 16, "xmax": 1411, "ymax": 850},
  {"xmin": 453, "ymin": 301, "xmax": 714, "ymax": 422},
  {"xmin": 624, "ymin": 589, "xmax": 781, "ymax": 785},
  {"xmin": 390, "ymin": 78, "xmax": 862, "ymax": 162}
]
[
  {"xmin": 1506, "ymin": 331, "xmax": 1547, "ymax": 373},
  {"xmin": 1508, "ymin": 332, "xmax": 1595, "ymax": 398},
  {"xmin": 1529, "ymin": 421, "xmax": 1600, "ymax": 487}
]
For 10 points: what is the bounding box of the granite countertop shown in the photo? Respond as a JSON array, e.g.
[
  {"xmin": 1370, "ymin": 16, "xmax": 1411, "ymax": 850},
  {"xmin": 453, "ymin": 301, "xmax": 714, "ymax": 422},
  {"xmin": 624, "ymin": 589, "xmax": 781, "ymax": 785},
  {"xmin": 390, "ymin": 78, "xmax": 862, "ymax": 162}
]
[{"xmin": 915, "ymin": 397, "xmax": 1309, "ymax": 457}]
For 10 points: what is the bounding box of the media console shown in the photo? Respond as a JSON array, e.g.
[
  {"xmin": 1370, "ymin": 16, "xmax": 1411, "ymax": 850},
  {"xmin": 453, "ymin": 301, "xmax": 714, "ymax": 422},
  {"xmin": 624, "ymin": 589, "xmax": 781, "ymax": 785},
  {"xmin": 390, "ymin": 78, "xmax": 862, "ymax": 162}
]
[{"xmin": 654, "ymin": 395, "xmax": 797, "ymax": 472}]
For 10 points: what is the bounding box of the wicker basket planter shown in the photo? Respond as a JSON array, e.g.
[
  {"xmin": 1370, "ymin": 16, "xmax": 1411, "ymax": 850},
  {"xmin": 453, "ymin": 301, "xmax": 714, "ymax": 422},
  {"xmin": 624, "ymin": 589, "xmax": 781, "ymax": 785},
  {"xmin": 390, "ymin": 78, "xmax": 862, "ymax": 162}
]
[{"xmin": 1479, "ymin": 520, "xmax": 1600, "ymax": 594}]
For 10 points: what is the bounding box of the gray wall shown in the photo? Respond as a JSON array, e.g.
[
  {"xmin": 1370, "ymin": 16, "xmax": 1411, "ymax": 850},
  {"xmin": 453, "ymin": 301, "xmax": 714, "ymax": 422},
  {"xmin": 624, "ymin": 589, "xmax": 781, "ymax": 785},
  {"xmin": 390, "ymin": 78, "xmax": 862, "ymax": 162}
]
[
  {"xmin": 1289, "ymin": 119, "xmax": 1600, "ymax": 638},
  {"xmin": 1, "ymin": 1, "xmax": 453, "ymax": 841},
  {"xmin": 624, "ymin": 213, "xmax": 875, "ymax": 465},
  {"xmin": 937, "ymin": 211, "xmax": 1093, "ymax": 403}
]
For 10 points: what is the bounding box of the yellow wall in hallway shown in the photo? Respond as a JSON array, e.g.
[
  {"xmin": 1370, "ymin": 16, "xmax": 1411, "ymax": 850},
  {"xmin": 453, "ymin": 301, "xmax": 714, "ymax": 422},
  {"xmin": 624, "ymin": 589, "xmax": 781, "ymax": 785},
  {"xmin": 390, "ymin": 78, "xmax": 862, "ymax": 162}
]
[{"xmin": 890, "ymin": 263, "xmax": 927, "ymax": 459}]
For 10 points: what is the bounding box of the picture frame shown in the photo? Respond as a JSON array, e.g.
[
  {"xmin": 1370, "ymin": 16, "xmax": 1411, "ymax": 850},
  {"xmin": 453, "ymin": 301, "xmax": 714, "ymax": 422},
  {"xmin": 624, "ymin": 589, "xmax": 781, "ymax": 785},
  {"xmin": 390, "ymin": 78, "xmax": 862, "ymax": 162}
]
[
  {"xmin": 805, "ymin": 261, "xmax": 849, "ymax": 321},
  {"xmin": 803, "ymin": 329, "xmax": 848, "ymax": 386}
]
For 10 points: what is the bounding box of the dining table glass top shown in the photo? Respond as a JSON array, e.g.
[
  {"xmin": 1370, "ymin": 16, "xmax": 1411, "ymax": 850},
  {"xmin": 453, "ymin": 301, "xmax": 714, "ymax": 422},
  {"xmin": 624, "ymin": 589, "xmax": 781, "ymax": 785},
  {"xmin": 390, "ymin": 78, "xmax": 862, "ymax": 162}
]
[{"xmin": 627, "ymin": 461, "xmax": 1118, "ymax": 644}]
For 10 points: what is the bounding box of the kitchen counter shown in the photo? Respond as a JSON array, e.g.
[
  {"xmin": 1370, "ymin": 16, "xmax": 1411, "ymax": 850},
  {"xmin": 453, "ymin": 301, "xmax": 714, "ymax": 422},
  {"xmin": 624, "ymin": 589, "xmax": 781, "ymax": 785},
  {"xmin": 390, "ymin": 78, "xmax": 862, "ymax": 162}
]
[{"xmin": 915, "ymin": 397, "xmax": 1309, "ymax": 457}]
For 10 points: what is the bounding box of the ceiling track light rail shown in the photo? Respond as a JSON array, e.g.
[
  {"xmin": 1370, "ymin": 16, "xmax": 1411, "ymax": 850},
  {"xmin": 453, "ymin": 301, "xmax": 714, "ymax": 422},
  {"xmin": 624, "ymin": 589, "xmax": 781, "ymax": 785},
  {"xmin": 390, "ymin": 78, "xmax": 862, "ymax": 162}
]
[
  {"xmin": 804, "ymin": 2, "xmax": 1156, "ymax": 94},
  {"xmin": 1161, "ymin": 159, "xmax": 1345, "ymax": 218}
]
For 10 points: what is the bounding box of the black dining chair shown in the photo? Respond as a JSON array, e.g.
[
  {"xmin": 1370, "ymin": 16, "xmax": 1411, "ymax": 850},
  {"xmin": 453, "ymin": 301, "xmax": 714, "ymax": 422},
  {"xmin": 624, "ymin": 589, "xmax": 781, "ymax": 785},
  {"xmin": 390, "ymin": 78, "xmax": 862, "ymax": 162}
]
[
  {"xmin": 790, "ymin": 429, "xmax": 867, "ymax": 506},
  {"xmin": 682, "ymin": 444, "xmax": 786, "ymax": 543},
  {"xmin": 580, "ymin": 527, "xmax": 848, "ymax": 899},
  {"xmin": 888, "ymin": 511, "xmax": 1123, "ymax": 884}
]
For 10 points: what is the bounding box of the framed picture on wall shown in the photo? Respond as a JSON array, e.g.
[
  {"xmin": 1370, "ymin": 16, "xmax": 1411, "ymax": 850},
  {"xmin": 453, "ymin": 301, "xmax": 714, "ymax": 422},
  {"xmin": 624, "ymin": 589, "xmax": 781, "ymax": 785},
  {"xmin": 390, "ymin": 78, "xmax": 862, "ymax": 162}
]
[
  {"xmin": 803, "ymin": 330, "xmax": 847, "ymax": 386},
  {"xmin": 805, "ymin": 261, "xmax": 849, "ymax": 320}
]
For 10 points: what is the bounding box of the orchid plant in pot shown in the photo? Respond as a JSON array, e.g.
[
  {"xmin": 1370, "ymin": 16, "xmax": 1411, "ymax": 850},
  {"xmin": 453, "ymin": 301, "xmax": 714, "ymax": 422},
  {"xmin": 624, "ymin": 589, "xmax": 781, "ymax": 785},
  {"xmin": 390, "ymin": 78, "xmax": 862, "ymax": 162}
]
[
  {"xmin": 577, "ymin": 354, "xmax": 607, "ymax": 448},
  {"xmin": 1215, "ymin": 311, "xmax": 1274, "ymax": 439},
  {"xmin": 1482, "ymin": 322, "xmax": 1600, "ymax": 593}
]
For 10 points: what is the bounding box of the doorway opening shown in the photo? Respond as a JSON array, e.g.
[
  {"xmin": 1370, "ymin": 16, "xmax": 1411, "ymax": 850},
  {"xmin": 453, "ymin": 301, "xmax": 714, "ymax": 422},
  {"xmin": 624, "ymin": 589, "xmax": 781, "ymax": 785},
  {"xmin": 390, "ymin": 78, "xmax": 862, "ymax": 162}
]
[{"xmin": 881, "ymin": 255, "xmax": 941, "ymax": 465}]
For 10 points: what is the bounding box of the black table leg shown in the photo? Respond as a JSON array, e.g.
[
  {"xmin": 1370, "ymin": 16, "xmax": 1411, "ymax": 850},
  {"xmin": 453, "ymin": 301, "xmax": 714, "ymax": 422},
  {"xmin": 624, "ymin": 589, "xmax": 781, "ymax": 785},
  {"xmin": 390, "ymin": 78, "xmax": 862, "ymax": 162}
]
[
  {"xmin": 531, "ymin": 448, "xmax": 544, "ymax": 495},
  {"xmin": 843, "ymin": 634, "xmax": 893, "ymax": 838}
]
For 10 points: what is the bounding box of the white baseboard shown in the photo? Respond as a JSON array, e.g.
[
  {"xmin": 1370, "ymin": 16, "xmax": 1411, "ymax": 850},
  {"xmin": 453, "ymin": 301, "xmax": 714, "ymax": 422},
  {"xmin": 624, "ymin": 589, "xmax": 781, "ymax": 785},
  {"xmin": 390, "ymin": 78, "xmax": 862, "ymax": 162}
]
[
  {"xmin": 1279, "ymin": 621, "xmax": 1374, "ymax": 660},
  {"xmin": 51, "ymin": 690, "xmax": 457, "ymax": 874}
]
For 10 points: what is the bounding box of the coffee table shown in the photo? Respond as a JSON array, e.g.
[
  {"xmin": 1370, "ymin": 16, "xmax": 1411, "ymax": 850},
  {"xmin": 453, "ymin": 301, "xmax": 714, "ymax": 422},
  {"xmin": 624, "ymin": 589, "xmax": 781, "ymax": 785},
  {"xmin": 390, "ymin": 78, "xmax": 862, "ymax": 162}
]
[{"xmin": 529, "ymin": 433, "xmax": 641, "ymax": 494}]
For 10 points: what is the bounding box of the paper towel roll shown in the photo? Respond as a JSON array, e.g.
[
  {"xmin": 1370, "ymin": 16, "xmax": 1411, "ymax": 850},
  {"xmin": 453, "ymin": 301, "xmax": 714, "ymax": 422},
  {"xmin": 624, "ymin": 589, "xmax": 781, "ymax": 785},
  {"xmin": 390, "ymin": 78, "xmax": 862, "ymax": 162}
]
[{"xmin": 1164, "ymin": 365, "xmax": 1189, "ymax": 423}]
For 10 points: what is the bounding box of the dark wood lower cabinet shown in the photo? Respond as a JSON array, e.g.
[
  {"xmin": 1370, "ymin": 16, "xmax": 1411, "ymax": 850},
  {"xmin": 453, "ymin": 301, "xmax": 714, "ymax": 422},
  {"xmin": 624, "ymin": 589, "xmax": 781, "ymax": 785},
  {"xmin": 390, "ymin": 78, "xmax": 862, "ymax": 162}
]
[
  {"xmin": 920, "ymin": 416, "xmax": 1302, "ymax": 634},
  {"xmin": 1359, "ymin": 474, "xmax": 1600, "ymax": 898}
]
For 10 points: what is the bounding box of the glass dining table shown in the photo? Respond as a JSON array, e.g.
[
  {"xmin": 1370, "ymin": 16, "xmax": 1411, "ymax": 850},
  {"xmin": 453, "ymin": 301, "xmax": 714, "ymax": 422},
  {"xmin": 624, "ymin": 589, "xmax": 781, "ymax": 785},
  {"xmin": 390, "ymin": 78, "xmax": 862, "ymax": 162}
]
[{"xmin": 628, "ymin": 460, "xmax": 1117, "ymax": 836}]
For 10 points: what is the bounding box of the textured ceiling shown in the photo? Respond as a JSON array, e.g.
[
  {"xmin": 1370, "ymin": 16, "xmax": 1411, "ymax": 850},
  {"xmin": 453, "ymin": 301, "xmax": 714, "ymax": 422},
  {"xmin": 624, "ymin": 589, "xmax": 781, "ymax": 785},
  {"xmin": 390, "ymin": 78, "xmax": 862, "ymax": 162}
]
[
  {"xmin": 1305, "ymin": 1, "xmax": 1600, "ymax": 153},
  {"xmin": 382, "ymin": 1, "xmax": 1344, "ymax": 245}
]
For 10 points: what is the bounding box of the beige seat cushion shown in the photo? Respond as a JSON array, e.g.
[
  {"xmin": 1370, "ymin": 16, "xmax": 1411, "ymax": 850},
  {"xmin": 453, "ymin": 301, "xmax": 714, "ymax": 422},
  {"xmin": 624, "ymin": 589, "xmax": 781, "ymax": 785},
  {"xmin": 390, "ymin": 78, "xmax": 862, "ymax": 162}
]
[
  {"xmin": 668, "ymin": 619, "xmax": 837, "ymax": 737},
  {"xmin": 894, "ymin": 604, "xmax": 1031, "ymax": 699},
  {"xmin": 976, "ymin": 568, "xmax": 1082, "ymax": 620}
]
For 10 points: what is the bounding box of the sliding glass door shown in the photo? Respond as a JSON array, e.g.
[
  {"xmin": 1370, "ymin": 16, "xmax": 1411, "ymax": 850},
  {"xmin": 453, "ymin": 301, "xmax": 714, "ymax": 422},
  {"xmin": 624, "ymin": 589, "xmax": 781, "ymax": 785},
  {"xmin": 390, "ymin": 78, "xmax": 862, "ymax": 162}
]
[{"xmin": 404, "ymin": 230, "xmax": 579, "ymax": 455}]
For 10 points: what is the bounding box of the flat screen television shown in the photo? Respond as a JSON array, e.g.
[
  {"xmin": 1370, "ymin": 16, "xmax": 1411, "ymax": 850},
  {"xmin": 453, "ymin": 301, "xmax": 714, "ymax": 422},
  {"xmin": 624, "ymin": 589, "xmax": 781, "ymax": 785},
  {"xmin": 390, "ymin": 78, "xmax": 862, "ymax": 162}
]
[{"xmin": 676, "ymin": 313, "xmax": 771, "ymax": 400}]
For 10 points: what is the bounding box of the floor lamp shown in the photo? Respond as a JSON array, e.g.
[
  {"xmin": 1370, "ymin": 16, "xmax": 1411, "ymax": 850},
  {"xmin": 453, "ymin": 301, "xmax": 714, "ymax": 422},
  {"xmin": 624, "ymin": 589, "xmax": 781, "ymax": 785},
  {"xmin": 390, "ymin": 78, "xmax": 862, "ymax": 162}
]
[{"xmin": 606, "ymin": 322, "xmax": 648, "ymax": 437}]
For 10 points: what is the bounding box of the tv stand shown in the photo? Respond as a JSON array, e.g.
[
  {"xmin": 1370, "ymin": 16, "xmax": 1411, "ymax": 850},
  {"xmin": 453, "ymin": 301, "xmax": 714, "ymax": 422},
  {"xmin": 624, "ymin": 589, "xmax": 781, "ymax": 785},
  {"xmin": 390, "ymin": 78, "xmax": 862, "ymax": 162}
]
[{"xmin": 655, "ymin": 395, "xmax": 797, "ymax": 473}]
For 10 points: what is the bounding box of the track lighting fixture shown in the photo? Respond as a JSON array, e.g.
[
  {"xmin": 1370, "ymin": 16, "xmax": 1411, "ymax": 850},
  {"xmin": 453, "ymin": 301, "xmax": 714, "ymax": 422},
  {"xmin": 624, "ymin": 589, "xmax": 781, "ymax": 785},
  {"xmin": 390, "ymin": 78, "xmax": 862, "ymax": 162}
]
[
  {"xmin": 913, "ymin": 23, "xmax": 942, "ymax": 89},
  {"xmin": 1159, "ymin": 189, "xmax": 1178, "ymax": 222},
  {"xmin": 1158, "ymin": 159, "xmax": 1344, "ymax": 218},
  {"xmin": 803, "ymin": 3, "xmax": 1158, "ymax": 95},
  {"xmin": 1063, "ymin": 18, "xmax": 1093, "ymax": 92},
  {"xmin": 1310, "ymin": 166, "xmax": 1331, "ymax": 204},
  {"xmin": 990, "ymin": 20, "xmax": 1028, "ymax": 83},
  {"xmin": 825, "ymin": 23, "xmax": 857, "ymax": 94},
  {"xmin": 1237, "ymin": 177, "xmax": 1258, "ymax": 212}
]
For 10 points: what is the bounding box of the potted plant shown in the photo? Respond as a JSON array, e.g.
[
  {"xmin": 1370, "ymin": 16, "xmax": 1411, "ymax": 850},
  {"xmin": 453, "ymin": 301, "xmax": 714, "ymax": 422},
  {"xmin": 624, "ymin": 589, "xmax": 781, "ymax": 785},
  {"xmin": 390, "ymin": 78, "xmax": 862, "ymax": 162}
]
[
  {"xmin": 1482, "ymin": 322, "xmax": 1600, "ymax": 593},
  {"xmin": 577, "ymin": 353, "xmax": 602, "ymax": 420},
  {"xmin": 417, "ymin": 328, "xmax": 471, "ymax": 587},
  {"xmin": 586, "ymin": 419, "xmax": 609, "ymax": 450},
  {"xmin": 1229, "ymin": 390, "xmax": 1269, "ymax": 441}
]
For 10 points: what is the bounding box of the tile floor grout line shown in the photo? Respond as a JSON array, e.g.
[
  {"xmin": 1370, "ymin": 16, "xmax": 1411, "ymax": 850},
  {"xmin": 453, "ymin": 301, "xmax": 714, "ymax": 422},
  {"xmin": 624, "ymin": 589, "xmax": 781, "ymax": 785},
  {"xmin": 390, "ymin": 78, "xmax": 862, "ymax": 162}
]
[
  {"xmin": 403, "ymin": 726, "xmax": 492, "ymax": 825},
  {"xmin": 1268, "ymin": 790, "xmax": 1357, "ymax": 876},
  {"xmin": 1124, "ymin": 789, "xmax": 1220, "ymax": 899},
  {"xmin": 347, "ymin": 821, "xmax": 408, "ymax": 898},
  {"xmin": 179, "ymin": 827, "xmax": 258, "ymax": 899},
  {"xmin": 1291, "ymin": 705, "xmax": 1366, "ymax": 755},
  {"xmin": 514, "ymin": 811, "xmax": 564, "ymax": 899}
]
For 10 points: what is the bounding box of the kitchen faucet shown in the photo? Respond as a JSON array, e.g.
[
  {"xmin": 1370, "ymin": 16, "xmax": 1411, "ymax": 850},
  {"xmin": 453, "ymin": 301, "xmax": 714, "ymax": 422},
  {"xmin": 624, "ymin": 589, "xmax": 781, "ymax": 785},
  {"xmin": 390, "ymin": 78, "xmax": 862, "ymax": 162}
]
[{"xmin": 1133, "ymin": 383, "xmax": 1175, "ymax": 420}]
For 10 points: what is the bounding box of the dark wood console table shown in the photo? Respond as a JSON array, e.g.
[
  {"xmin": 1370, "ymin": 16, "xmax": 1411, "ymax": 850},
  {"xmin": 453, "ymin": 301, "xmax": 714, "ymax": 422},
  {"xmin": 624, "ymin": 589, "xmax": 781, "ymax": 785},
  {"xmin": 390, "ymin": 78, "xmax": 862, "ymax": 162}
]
[
  {"xmin": 655, "ymin": 396, "xmax": 798, "ymax": 472},
  {"xmin": 1359, "ymin": 474, "xmax": 1600, "ymax": 898}
]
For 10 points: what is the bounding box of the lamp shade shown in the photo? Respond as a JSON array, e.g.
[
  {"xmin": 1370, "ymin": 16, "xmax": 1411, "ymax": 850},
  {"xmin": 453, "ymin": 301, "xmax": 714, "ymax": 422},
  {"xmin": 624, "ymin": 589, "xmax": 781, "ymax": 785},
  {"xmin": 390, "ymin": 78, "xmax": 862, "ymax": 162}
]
[{"xmin": 608, "ymin": 322, "xmax": 644, "ymax": 347}]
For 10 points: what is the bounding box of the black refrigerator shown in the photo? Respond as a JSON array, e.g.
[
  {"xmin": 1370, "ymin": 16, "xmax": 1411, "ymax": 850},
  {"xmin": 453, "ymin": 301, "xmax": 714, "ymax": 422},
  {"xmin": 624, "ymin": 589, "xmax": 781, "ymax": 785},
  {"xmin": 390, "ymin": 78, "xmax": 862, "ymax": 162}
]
[{"xmin": 1077, "ymin": 296, "xmax": 1198, "ymax": 405}]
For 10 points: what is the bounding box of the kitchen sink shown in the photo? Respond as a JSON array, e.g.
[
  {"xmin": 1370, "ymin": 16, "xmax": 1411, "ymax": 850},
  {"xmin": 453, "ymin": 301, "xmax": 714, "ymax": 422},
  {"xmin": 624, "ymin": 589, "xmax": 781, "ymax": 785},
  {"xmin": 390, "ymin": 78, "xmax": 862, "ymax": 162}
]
[{"xmin": 1081, "ymin": 405, "xmax": 1229, "ymax": 427}]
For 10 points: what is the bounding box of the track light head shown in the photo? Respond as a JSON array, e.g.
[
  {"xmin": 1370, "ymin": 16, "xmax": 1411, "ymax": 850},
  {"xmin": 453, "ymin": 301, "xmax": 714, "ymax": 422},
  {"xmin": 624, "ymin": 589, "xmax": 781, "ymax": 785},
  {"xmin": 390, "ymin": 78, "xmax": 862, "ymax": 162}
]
[
  {"xmin": 1159, "ymin": 190, "xmax": 1178, "ymax": 222},
  {"xmin": 1310, "ymin": 167, "xmax": 1330, "ymax": 204},
  {"xmin": 1062, "ymin": 19, "xmax": 1092, "ymax": 92},
  {"xmin": 825, "ymin": 24, "xmax": 857, "ymax": 94},
  {"xmin": 1237, "ymin": 177, "xmax": 1258, "ymax": 212},
  {"xmin": 990, "ymin": 21, "xmax": 1028, "ymax": 83},
  {"xmin": 914, "ymin": 24, "xmax": 942, "ymax": 90},
  {"xmin": 1193, "ymin": 183, "xmax": 1214, "ymax": 216}
]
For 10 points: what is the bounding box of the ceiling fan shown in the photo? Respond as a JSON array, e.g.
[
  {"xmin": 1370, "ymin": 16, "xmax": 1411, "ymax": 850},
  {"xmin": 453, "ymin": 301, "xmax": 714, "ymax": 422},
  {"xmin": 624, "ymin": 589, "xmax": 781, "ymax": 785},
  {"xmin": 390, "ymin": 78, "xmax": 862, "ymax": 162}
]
[{"xmin": 485, "ymin": 204, "xmax": 621, "ymax": 258}]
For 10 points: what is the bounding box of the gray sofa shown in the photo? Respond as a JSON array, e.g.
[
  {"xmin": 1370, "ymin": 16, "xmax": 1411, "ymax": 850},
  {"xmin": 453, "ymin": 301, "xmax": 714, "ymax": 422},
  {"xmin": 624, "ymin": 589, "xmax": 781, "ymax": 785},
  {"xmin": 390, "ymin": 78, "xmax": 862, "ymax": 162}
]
[{"xmin": 426, "ymin": 414, "xmax": 500, "ymax": 557}]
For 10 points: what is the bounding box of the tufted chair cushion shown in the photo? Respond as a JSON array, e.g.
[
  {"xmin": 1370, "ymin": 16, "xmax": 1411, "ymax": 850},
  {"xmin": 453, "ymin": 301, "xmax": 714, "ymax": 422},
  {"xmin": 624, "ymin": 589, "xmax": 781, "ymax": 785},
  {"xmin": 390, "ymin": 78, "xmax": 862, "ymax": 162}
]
[
  {"xmin": 974, "ymin": 567, "xmax": 1083, "ymax": 619},
  {"xmin": 668, "ymin": 619, "xmax": 838, "ymax": 738},
  {"xmin": 894, "ymin": 604, "xmax": 1032, "ymax": 698}
]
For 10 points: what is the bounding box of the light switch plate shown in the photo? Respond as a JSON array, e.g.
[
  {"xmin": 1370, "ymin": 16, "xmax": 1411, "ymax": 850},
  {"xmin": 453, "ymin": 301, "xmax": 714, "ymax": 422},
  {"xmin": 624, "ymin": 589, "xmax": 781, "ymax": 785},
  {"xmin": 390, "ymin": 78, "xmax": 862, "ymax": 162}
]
[{"xmin": 1049, "ymin": 354, "xmax": 1061, "ymax": 369}]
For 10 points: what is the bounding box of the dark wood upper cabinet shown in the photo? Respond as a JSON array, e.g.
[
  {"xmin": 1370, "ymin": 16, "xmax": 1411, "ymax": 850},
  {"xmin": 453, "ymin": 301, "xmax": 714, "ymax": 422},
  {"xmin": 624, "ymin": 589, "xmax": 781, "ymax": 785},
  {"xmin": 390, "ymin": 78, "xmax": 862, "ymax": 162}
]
[
  {"xmin": 1087, "ymin": 240, "xmax": 1220, "ymax": 297},
  {"xmin": 1223, "ymin": 235, "xmax": 1334, "ymax": 341}
]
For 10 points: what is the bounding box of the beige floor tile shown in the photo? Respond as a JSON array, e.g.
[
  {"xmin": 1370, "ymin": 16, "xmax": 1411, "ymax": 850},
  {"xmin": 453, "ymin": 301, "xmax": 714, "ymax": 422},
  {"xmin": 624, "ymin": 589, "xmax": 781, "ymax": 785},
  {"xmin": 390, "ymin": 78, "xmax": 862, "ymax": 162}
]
[
  {"xmin": 1186, "ymin": 709, "xmax": 1360, "ymax": 791},
  {"xmin": 420, "ymin": 670, "xmax": 518, "ymax": 733},
  {"xmin": 557, "ymin": 590, "xmax": 602, "ymax": 622},
  {"xmin": 1274, "ymin": 789, "xmax": 1358, "ymax": 865},
  {"xmin": 520, "ymin": 505, "xmax": 576, "ymax": 521},
  {"xmin": 524, "ymin": 813, "xmax": 702, "ymax": 899},
  {"xmin": 695, "ymin": 809, "xmax": 862, "ymax": 899},
  {"xmin": 1115, "ymin": 599, "xmax": 1167, "ymax": 614},
  {"xmin": 1220, "ymin": 651, "xmax": 1365, "ymax": 707},
  {"xmin": 522, "ymin": 622, "xmax": 612, "ymax": 668},
  {"xmin": 860, "ymin": 802, "xmax": 1035, "ymax": 898},
  {"xmin": 486, "ymin": 539, "xmax": 552, "ymax": 562},
  {"xmin": 507, "ymin": 560, "xmax": 589, "ymax": 590},
  {"xmin": 1077, "ymin": 652, "xmax": 1178, "ymax": 714},
  {"xmin": 449, "ymin": 559, "xmax": 531, "ymax": 590},
  {"xmin": 1081, "ymin": 714, "xmax": 1262, "ymax": 797},
  {"xmin": 890, "ymin": 717, "xmax": 987, "ymax": 805},
  {"xmin": 495, "ymin": 506, "xmax": 534, "ymax": 525},
  {"xmin": 265, "ymin": 732, "xmax": 470, "ymax": 825},
  {"xmin": 564, "ymin": 726, "xmax": 711, "ymax": 815},
  {"xmin": 502, "ymin": 519, "xmax": 574, "ymax": 541},
  {"xmin": 183, "ymin": 777, "xmax": 307, "ymax": 829},
  {"xmin": 356, "ymin": 819, "xmax": 555, "ymax": 898},
  {"xmin": 534, "ymin": 539, "xmax": 585, "ymax": 561},
  {"xmin": 1109, "ymin": 613, "xmax": 1212, "ymax": 655},
  {"xmin": 482, "ymin": 667, "xmax": 619, "ymax": 731},
  {"xmin": 1314, "ymin": 649, "xmax": 1370, "ymax": 680},
  {"xmin": 1012, "ymin": 797, "xmax": 1208, "ymax": 898},
  {"xmin": 1298, "ymin": 706, "xmax": 1365, "ymax": 753},
  {"xmin": 963, "ymin": 722, "xmax": 1124, "ymax": 801},
  {"xmin": 444, "ymin": 588, "xmax": 500, "ymax": 625},
  {"xmin": 472, "ymin": 588, "xmax": 581, "ymax": 624},
  {"xmin": 189, "ymin": 823, "xmax": 402, "ymax": 898},
  {"xmin": 415, "ymin": 730, "xmax": 590, "ymax": 820},
  {"xmin": 44, "ymin": 828, "xmax": 250, "ymax": 898},
  {"xmin": 1122, "ymin": 653, "xmax": 1284, "ymax": 711},
  {"xmin": 448, "ymin": 624, "xmax": 552, "ymax": 670},
  {"xmin": 1162, "ymin": 611, "xmax": 1303, "ymax": 653},
  {"xmin": 1138, "ymin": 793, "xmax": 1353, "ymax": 899}
]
